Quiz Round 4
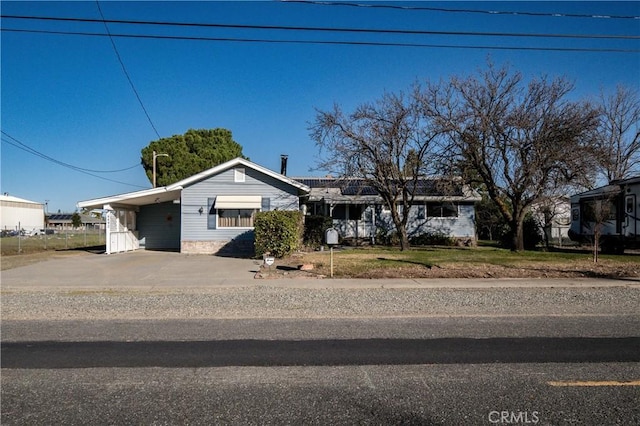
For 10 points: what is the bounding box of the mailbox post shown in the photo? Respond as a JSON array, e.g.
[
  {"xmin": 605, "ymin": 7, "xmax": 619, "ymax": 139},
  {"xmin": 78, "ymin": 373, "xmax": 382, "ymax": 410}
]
[{"xmin": 325, "ymin": 228, "xmax": 339, "ymax": 278}]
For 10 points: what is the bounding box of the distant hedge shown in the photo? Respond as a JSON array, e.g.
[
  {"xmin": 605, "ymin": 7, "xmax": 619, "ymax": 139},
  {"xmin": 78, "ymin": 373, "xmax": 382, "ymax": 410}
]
[
  {"xmin": 303, "ymin": 215, "xmax": 334, "ymax": 247},
  {"xmin": 254, "ymin": 210, "xmax": 304, "ymax": 258}
]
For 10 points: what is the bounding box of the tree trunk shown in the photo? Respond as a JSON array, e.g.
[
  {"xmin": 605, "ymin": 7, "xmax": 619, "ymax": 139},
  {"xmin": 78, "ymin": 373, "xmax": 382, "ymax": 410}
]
[
  {"xmin": 399, "ymin": 226, "xmax": 410, "ymax": 251},
  {"xmin": 511, "ymin": 217, "xmax": 525, "ymax": 252}
]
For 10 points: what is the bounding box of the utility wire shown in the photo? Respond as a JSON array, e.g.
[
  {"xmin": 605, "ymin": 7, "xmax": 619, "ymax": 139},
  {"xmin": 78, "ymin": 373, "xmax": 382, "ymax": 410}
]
[
  {"xmin": 0, "ymin": 130, "xmax": 140, "ymax": 176},
  {"xmin": 2, "ymin": 14, "xmax": 638, "ymax": 40},
  {"xmin": 2, "ymin": 27, "xmax": 638, "ymax": 53},
  {"xmin": 281, "ymin": 0, "xmax": 640, "ymax": 20},
  {"xmin": 94, "ymin": 1, "xmax": 161, "ymax": 139},
  {"xmin": 2, "ymin": 137, "xmax": 147, "ymax": 188},
  {"xmin": 1, "ymin": 131, "xmax": 140, "ymax": 173},
  {"xmin": 2, "ymin": 138, "xmax": 147, "ymax": 188}
]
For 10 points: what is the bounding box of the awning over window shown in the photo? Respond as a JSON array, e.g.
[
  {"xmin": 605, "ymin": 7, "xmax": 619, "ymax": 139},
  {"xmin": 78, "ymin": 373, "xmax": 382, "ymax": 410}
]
[{"xmin": 214, "ymin": 195, "xmax": 262, "ymax": 209}]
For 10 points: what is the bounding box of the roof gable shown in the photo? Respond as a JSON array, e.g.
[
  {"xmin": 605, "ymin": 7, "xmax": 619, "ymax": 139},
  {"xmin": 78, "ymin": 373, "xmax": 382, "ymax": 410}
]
[
  {"xmin": 78, "ymin": 158, "xmax": 309, "ymax": 210},
  {"xmin": 167, "ymin": 157, "xmax": 309, "ymax": 193}
]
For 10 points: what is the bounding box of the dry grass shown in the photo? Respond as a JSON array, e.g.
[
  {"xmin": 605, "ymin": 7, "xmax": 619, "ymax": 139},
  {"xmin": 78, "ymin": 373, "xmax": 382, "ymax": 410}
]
[
  {"xmin": 0, "ymin": 249, "xmax": 96, "ymax": 271},
  {"xmin": 265, "ymin": 246, "xmax": 640, "ymax": 279}
]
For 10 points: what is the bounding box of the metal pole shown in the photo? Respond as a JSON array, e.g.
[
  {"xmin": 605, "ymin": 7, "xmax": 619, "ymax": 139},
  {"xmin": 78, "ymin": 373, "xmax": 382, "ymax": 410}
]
[
  {"xmin": 153, "ymin": 151, "xmax": 169, "ymax": 188},
  {"xmin": 153, "ymin": 150, "xmax": 157, "ymax": 188},
  {"xmin": 330, "ymin": 246, "xmax": 334, "ymax": 278}
]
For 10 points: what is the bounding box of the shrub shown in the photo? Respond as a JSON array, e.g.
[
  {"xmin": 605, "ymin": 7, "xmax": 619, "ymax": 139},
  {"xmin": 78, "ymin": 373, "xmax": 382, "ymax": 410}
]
[
  {"xmin": 375, "ymin": 225, "xmax": 399, "ymax": 246},
  {"xmin": 409, "ymin": 232, "xmax": 456, "ymax": 246},
  {"xmin": 254, "ymin": 210, "xmax": 303, "ymax": 258},
  {"xmin": 303, "ymin": 215, "xmax": 334, "ymax": 247},
  {"xmin": 500, "ymin": 214, "xmax": 544, "ymax": 250}
]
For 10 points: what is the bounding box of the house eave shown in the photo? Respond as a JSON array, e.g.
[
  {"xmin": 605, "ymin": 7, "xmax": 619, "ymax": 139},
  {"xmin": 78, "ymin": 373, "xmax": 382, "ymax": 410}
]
[{"xmin": 77, "ymin": 187, "xmax": 182, "ymax": 210}]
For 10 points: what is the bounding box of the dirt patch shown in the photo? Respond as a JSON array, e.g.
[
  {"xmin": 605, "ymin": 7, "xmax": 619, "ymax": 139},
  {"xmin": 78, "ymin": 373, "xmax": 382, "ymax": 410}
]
[
  {"xmin": 256, "ymin": 254, "xmax": 640, "ymax": 280},
  {"xmin": 0, "ymin": 250, "xmax": 91, "ymax": 271}
]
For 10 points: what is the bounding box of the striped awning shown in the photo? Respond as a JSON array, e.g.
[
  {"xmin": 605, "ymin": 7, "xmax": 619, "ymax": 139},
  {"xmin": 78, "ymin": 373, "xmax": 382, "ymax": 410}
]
[{"xmin": 214, "ymin": 195, "xmax": 262, "ymax": 209}]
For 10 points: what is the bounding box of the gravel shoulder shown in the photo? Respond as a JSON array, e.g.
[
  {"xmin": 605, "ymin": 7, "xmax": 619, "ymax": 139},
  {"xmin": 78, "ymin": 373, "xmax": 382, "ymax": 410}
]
[{"xmin": 3, "ymin": 286, "xmax": 639, "ymax": 320}]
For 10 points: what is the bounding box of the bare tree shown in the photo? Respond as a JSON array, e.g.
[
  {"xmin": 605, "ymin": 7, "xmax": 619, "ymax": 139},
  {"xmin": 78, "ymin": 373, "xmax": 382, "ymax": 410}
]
[
  {"xmin": 423, "ymin": 62, "xmax": 600, "ymax": 251},
  {"xmin": 595, "ymin": 85, "xmax": 640, "ymax": 183},
  {"xmin": 310, "ymin": 88, "xmax": 444, "ymax": 250}
]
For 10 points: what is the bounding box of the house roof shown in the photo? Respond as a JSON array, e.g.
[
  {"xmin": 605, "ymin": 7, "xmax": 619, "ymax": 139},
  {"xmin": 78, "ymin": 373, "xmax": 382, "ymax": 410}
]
[
  {"xmin": 294, "ymin": 177, "xmax": 481, "ymax": 204},
  {"xmin": 47, "ymin": 213, "xmax": 105, "ymax": 224},
  {"xmin": 166, "ymin": 157, "xmax": 310, "ymax": 193},
  {"xmin": 77, "ymin": 157, "xmax": 310, "ymax": 210},
  {"xmin": 0, "ymin": 194, "xmax": 43, "ymax": 206}
]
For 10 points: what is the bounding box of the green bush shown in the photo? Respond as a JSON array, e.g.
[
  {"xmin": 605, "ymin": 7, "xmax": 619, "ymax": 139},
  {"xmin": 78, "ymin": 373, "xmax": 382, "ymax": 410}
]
[
  {"xmin": 409, "ymin": 232, "xmax": 456, "ymax": 246},
  {"xmin": 500, "ymin": 214, "xmax": 544, "ymax": 250},
  {"xmin": 254, "ymin": 210, "xmax": 303, "ymax": 258},
  {"xmin": 303, "ymin": 215, "xmax": 334, "ymax": 247}
]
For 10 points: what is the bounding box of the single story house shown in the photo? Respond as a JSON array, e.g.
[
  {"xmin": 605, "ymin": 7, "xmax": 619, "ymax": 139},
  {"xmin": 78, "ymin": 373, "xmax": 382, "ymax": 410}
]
[
  {"xmin": 78, "ymin": 158, "xmax": 309, "ymax": 255},
  {"xmin": 78, "ymin": 157, "xmax": 481, "ymax": 255},
  {"xmin": 295, "ymin": 177, "xmax": 481, "ymax": 244}
]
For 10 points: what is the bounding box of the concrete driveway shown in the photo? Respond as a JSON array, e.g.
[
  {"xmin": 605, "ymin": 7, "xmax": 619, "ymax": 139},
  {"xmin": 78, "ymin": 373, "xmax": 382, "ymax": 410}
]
[{"xmin": 1, "ymin": 251, "xmax": 262, "ymax": 289}]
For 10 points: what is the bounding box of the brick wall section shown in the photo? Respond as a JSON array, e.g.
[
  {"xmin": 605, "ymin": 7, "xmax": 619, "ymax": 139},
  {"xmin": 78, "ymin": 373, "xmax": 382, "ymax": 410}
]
[
  {"xmin": 181, "ymin": 240, "xmax": 255, "ymax": 256},
  {"xmin": 181, "ymin": 241, "xmax": 227, "ymax": 254}
]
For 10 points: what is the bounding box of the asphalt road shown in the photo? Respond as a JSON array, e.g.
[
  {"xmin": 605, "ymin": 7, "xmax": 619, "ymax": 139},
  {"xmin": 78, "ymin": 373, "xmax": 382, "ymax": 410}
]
[{"xmin": 2, "ymin": 316, "xmax": 639, "ymax": 425}]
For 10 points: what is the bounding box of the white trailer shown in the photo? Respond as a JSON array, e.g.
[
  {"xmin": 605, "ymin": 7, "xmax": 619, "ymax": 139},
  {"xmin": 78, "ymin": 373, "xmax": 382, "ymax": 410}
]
[{"xmin": 568, "ymin": 176, "xmax": 640, "ymax": 253}]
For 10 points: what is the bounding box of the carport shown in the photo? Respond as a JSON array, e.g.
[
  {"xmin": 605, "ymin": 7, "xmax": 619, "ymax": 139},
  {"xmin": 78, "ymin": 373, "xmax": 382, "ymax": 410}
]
[{"xmin": 78, "ymin": 187, "xmax": 182, "ymax": 254}]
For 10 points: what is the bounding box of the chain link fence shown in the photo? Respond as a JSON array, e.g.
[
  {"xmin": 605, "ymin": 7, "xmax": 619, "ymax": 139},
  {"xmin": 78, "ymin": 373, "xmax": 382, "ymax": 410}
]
[{"xmin": 1, "ymin": 228, "xmax": 105, "ymax": 256}]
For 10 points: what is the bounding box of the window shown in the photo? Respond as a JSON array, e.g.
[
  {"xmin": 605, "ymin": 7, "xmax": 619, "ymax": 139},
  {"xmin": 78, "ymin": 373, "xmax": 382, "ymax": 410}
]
[
  {"xmin": 218, "ymin": 209, "xmax": 257, "ymax": 228},
  {"xmin": 234, "ymin": 168, "xmax": 245, "ymax": 183},
  {"xmin": 583, "ymin": 200, "xmax": 616, "ymax": 222},
  {"xmin": 417, "ymin": 205, "xmax": 426, "ymax": 220},
  {"xmin": 427, "ymin": 203, "xmax": 458, "ymax": 218}
]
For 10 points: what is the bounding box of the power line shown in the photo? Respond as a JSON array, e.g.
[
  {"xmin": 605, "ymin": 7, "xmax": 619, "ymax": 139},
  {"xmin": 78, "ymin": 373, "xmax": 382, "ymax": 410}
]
[
  {"xmin": 281, "ymin": 0, "xmax": 640, "ymax": 20},
  {"xmin": 94, "ymin": 1, "xmax": 161, "ymax": 139},
  {"xmin": 2, "ymin": 28, "xmax": 638, "ymax": 54},
  {"xmin": 1, "ymin": 131, "xmax": 146, "ymax": 189},
  {"xmin": 2, "ymin": 14, "xmax": 638, "ymax": 41},
  {"xmin": 1, "ymin": 131, "xmax": 140, "ymax": 173}
]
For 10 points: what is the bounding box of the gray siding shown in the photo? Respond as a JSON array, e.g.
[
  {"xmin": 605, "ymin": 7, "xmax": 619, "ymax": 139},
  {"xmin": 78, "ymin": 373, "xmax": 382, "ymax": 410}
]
[
  {"xmin": 406, "ymin": 203, "xmax": 476, "ymax": 238},
  {"xmin": 181, "ymin": 166, "xmax": 300, "ymax": 242},
  {"xmin": 337, "ymin": 202, "xmax": 477, "ymax": 239},
  {"xmin": 137, "ymin": 202, "xmax": 181, "ymax": 250}
]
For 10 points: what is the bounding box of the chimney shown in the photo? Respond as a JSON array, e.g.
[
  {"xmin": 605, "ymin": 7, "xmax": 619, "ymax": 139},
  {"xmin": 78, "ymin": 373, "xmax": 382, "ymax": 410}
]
[{"xmin": 280, "ymin": 154, "xmax": 288, "ymax": 176}]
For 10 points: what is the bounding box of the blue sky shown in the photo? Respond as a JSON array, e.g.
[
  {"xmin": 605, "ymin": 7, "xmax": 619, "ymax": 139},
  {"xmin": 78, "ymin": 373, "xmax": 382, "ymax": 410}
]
[{"xmin": 1, "ymin": 1, "xmax": 639, "ymax": 213}]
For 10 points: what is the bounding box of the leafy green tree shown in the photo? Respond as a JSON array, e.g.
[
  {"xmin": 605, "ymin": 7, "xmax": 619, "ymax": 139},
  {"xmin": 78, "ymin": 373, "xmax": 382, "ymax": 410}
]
[
  {"xmin": 71, "ymin": 212, "xmax": 82, "ymax": 228},
  {"xmin": 141, "ymin": 128, "xmax": 246, "ymax": 187}
]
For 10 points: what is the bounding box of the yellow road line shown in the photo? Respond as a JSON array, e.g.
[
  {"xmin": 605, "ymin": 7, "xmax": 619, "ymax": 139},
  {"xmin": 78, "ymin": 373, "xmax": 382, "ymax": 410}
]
[{"xmin": 547, "ymin": 380, "xmax": 640, "ymax": 387}]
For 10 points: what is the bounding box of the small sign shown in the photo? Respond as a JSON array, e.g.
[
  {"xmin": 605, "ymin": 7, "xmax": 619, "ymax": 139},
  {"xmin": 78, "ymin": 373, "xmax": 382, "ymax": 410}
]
[{"xmin": 264, "ymin": 257, "xmax": 275, "ymax": 266}]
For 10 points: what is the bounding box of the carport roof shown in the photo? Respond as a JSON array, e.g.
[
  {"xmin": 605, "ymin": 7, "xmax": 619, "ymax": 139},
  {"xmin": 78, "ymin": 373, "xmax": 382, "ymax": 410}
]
[{"xmin": 77, "ymin": 186, "xmax": 182, "ymax": 210}]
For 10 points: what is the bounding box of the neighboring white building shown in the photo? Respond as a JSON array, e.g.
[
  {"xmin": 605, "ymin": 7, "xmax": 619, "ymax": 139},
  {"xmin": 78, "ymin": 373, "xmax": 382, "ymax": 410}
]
[
  {"xmin": 0, "ymin": 194, "xmax": 45, "ymax": 233},
  {"xmin": 531, "ymin": 196, "xmax": 571, "ymax": 244}
]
